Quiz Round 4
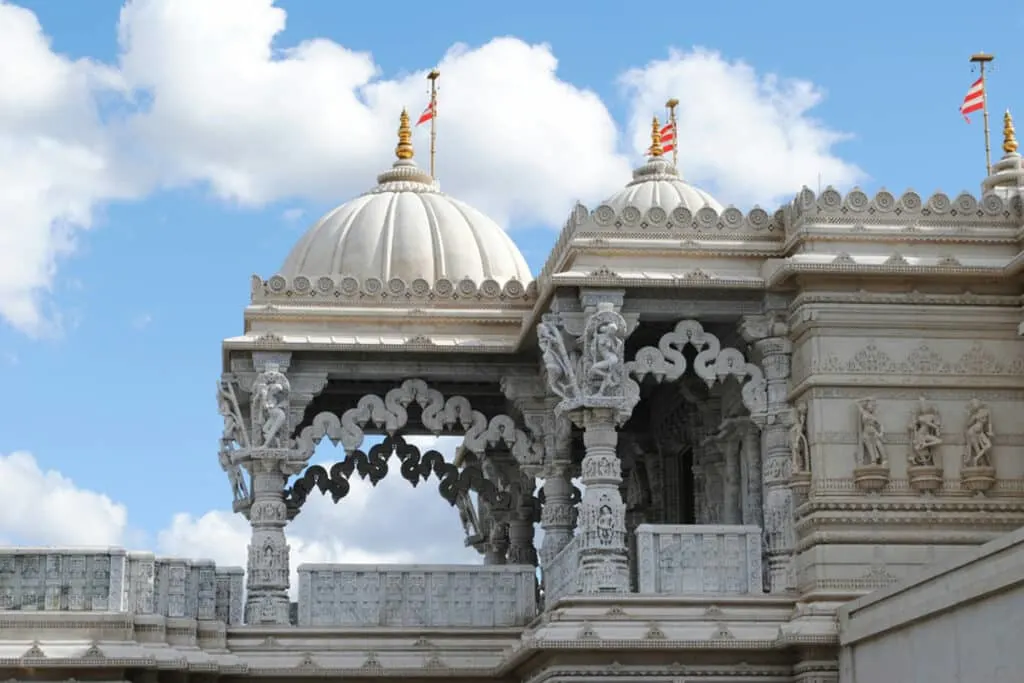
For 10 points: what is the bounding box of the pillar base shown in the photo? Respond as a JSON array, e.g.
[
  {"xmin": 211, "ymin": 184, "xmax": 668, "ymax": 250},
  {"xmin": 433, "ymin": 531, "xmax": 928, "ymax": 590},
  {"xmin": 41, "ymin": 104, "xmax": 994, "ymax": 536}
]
[
  {"xmin": 245, "ymin": 591, "xmax": 291, "ymax": 625},
  {"xmin": 578, "ymin": 553, "xmax": 630, "ymax": 593}
]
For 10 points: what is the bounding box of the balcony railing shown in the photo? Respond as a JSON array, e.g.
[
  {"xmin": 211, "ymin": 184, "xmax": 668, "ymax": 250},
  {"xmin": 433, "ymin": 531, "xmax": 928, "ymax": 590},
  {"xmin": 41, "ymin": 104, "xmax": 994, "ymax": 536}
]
[
  {"xmin": 635, "ymin": 524, "xmax": 763, "ymax": 594},
  {"xmin": 296, "ymin": 564, "xmax": 538, "ymax": 627},
  {"xmin": 0, "ymin": 547, "xmax": 244, "ymax": 624}
]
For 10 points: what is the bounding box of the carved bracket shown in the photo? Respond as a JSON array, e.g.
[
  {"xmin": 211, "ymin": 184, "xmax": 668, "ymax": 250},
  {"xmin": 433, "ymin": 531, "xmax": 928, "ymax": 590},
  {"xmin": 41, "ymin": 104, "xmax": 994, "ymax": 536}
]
[
  {"xmin": 537, "ymin": 302, "xmax": 641, "ymax": 424},
  {"xmin": 627, "ymin": 319, "xmax": 768, "ymax": 415}
]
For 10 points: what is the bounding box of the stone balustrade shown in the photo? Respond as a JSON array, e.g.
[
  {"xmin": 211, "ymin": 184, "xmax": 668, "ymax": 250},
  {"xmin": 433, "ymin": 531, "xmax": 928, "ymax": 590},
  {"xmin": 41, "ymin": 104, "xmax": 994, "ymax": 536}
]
[
  {"xmin": 0, "ymin": 547, "xmax": 244, "ymax": 624},
  {"xmin": 635, "ymin": 524, "xmax": 763, "ymax": 595},
  {"xmin": 541, "ymin": 536, "xmax": 580, "ymax": 607},
  {"xmin": 297, "ymin": 564, "xmax": 538, "ymax": 627}
]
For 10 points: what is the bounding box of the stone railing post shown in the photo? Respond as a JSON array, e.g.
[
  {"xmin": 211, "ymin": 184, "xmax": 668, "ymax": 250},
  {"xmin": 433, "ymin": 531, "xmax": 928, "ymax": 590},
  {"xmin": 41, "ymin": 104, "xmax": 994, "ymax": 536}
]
[
  {"xmin": 740, "ymin": 312, "xmax": 795, "ymax": 593},
  {"xmin": 536, "ymin": 290, "xmax": 640, "ymax": 594}
]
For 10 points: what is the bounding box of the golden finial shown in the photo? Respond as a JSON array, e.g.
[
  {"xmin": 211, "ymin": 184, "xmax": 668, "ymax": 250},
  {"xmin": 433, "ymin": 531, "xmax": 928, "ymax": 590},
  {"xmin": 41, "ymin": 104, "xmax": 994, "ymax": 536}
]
[
  {"xmin": 395, "ymin": 109, "xmax": 414, "ymax": 160},
  {"xmin": 1003, "ymin": 110, "xmax": 1018, "ymax": 155},
  {"xmin": 649, "ymin": 116, "xmax": 664, "ymax": 158}
]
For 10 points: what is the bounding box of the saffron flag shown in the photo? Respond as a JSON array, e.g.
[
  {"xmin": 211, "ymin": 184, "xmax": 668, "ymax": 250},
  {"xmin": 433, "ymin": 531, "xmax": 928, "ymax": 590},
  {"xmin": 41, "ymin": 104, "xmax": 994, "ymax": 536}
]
[
  {"xmin": 660, "ymin": 123, "xmax": 675, "ymax": 153},
  {"xmin": 416, "ymin": 101, "xmax": 434, "ymax": 126},
  {"xmin": 960, "ymin": 77, "xmax": 984, "ymax": 122}
]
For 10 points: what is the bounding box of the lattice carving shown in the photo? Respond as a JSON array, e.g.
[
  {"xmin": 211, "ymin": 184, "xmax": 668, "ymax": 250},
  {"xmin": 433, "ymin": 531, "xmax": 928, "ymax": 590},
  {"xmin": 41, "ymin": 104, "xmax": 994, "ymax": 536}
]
[{"xmin": 627, "ymin": 320, "xmax": 767, "ymax": 415}]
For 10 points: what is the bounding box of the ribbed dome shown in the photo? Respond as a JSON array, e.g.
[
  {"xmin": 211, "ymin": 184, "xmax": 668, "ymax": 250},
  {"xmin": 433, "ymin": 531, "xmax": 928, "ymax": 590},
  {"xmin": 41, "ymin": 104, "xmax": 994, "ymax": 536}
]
[
  {"xmin": 603, "ymin": 155, "xmax": 724, "ymax": 214},
  {"xmin": 280, "ymin": 119, "xmax": 531, "ymax": 285}
]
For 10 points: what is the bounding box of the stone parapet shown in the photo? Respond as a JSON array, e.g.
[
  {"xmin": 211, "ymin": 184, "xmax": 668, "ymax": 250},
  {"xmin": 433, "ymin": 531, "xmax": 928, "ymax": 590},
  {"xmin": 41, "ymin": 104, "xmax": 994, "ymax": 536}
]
[
  {"xmin": 296, "ymin": 563, "xmax": 537, "ymax": 627},
  {"xmin": 0, "ymin": 547, "xmax": 244, "ymax": 625},
  {"xmin": 635, "ymin": 524, "xmax": 763, "ymax": 595},
  {"xmin": 542, "ymin": 536, "xmax": 581, "ymax": 607}
]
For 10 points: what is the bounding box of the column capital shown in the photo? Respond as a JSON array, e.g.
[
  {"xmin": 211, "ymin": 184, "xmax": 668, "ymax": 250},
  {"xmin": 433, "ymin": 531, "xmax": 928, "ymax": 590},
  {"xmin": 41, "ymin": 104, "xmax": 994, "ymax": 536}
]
[{"xmin": 738, "ymin": 311, "xmax": 790, "ymax": 345}]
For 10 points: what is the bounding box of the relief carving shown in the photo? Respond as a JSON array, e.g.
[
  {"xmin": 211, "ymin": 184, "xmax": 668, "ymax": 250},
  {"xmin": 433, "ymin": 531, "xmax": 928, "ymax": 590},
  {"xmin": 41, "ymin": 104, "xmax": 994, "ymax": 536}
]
[
  {"xmin": 907, "ymin": 397, "xmax": 944, "ymax": 493},
  {"xmin": 962, "ymin": 398, "xmax": 997, "ymax": 494},
  {"xmin": 852, "ymin": 398, "xmax": 890, "ymax": 492},
  {"xmin": 537, "ymin": 302, "xmax": 639, "ymax": 423}
]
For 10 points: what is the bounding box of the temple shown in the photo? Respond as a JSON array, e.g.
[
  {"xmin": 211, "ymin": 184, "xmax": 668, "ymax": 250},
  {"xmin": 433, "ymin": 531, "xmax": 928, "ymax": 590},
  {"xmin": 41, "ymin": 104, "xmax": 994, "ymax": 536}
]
[{"xmin": 2, "ymin": 108, "xmax": 1024, "ymax": 683}]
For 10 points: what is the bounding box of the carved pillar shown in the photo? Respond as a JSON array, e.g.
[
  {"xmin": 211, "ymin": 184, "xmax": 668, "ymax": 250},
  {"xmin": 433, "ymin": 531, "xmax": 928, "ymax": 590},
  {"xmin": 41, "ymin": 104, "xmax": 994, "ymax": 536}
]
[
  {"xmin": 507, "ymin": 488, "xmax": 539, "ymax": 566},
  {"xmin": 539, "ymin": 460, "xmax": 575, "ymax": 566},
  {"xmin": 485, "ymin": 516, "xmax": 510, "ymax": 565},
  {"xmin": 740, "ymin": 419, "xmax": 764, "ymax": 526},
  {"xmin": 741, "ymin": 313, "xmax": 794, "ymax": 593},
  {"xmin": 244, "ymin": 450, "xmax": 292, "ymax": 624},
  {"xmin": 537, "ymin": 291, "xmax": 640, "ymax": 594},
  {"xmin": 718, "ymin": 424, "xmax": 743, "ymax": 525},
  {"xmin": 698, "ymin": 395, "xmax": 723, "ymax": 524}
]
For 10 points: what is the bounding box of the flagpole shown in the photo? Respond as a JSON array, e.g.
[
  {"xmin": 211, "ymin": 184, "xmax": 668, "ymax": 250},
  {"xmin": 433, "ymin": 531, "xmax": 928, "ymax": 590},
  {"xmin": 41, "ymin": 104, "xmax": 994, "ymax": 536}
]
[
  {"xmin": 970, "ymin": 52, "xmax": 995, "ymax": 175},
  {"xmin": 665, "ymin": 98, "xmax": 679, "ymax": 169},
  {"xmin": 427, "ymin": 69, "xmax": 440, "ymax": 179}
]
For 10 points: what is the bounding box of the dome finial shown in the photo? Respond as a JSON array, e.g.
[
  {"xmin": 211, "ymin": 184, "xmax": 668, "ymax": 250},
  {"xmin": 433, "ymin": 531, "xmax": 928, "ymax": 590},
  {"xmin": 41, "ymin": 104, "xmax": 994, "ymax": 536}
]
[
  {"xmin": 1003, "ymin": 110, "xmax": 1018, "ymax": 155},
  {"xmin": 396, "ymin": 109, "xmax": 414, "ymax": 160},
  {"xmin": 648, "ymin": 116, "xmax": 664, "ymax": 158}
]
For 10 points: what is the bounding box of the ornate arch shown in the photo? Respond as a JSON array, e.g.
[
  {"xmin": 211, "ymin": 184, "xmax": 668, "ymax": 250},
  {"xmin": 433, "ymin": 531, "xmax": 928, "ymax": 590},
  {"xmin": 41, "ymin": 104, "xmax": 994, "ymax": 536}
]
[
  {"xmin": 285, "ymin": 379, "xmax": 542, "ymax": 510},
  {"xmin": 626, "ymin": 320, "xmax": 768, "ymax": 415}
]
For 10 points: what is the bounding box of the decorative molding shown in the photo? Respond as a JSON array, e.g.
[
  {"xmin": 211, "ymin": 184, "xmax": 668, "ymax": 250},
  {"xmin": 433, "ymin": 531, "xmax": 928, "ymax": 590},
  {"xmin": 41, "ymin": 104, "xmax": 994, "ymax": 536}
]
[{"xmin": 251, "ymin": 274, "xmax": 535, "ymax": 306}]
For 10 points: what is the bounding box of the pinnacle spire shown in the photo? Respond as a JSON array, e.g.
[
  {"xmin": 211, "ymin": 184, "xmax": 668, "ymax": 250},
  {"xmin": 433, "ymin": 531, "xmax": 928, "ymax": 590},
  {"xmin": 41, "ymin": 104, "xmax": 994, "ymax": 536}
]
[
  {"xmin": 1003, "ymin": 110, "xmax": 1018, "ymax": 155},
  {"xmin": 395, "ymin": 109, "xmax": 414, "ymax": 160},
  {"xmin": 648, "ymin": 116, "xmax": 664, "ymax": 158}
]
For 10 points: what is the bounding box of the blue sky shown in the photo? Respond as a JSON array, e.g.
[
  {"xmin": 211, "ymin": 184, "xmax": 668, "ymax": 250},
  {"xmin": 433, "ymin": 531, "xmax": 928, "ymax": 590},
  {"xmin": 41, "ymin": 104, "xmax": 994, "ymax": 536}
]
[{"xmin": 0, "ymin": 0, "xmax": 1021, "ymax": 569}]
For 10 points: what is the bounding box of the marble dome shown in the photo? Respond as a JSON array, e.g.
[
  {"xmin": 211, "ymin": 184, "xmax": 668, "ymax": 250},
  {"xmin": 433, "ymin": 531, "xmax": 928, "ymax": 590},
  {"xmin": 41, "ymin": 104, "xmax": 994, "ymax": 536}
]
[
  {"xmin": 603, "ymin": 116, "xmax": 723, "ymax": 214},
  {"xmin": 279, "ymin": 113, "xmax": 531, "ymax": 286},
  {"xmin": 602, "ymin": 155, "xmax": 724, "ymax": 215}
]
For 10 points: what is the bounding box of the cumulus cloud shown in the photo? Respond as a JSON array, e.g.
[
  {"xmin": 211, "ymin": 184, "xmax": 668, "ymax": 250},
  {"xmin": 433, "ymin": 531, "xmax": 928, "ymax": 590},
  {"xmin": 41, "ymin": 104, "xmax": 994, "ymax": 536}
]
[
  {"xmin": 620, "ymin": 48, "xmax": 864, "ymax": 207},
  {"xmin": 2, "ymin": 444, "xmax": 480, "ymax": 597},
  {"xmin": 0, "ymin": 2, "xmax": 134, "ymax": 335},
  {"xmin": 0, "ymin": 0, "xmax": 860, "ymax": 334},
  {"xmin": 0, "ymin": 451, "xmax": 128, "ymax": 545}
]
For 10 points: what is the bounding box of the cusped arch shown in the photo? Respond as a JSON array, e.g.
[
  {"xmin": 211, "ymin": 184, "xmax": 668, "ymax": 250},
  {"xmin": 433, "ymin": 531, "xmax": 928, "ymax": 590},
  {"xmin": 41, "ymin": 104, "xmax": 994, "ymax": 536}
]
[
  {"xmin": 626, "ymin": 320, "xmax": 767, "ymax": 415},
  {"xmin": 287, "ymin": 379, "xmax": 542, "ymax": 510}
]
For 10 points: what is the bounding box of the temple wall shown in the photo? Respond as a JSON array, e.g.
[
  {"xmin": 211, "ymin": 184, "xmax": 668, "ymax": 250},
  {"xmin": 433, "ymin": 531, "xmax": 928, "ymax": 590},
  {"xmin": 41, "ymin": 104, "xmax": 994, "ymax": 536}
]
[
  {"xmin": 789, "ymin": 301, "xmax": 1024, "ymax": 599},
  {"xmin": 838, "ymin": 523, "xmax": 1024, "ymax": 683}
]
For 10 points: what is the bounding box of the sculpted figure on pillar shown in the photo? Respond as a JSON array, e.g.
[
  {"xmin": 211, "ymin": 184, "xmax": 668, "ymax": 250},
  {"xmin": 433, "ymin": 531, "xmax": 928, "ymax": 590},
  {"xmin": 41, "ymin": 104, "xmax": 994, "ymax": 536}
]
[
  {"xmin": 217, "ymin": 357, "xmax": 315, "ymax": 625},
  {"xmin": 537, "ymin": 296, "xmax": 639, "ymax": 594},
  {"xmin": 537, "ymin": 301, "xmax": 640, "ymax": 423}
]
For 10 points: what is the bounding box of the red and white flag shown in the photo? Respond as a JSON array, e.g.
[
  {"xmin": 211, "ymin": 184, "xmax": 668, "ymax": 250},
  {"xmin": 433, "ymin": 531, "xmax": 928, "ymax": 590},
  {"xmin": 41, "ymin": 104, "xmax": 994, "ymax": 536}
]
[
  {"xmin": 416, "ymin": 100, "xmax": 435, "ymax": 126},
  {"xmin": 660, "ymin": 122, "xmax": 675, "ymax": 153},
  {"xmin": 960, "ymin": 77, "xmax": 985, "ymax": 122}
]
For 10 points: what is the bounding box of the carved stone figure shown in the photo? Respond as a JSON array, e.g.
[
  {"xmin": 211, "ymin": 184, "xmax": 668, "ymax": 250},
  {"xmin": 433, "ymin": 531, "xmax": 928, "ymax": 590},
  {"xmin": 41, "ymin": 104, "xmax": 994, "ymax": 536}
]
[
  {"xmin": 252, "ymin": 365, "xmax": 291, "ymax": 448},
  {"xmin": 963, "ymin": 398, "xmax": 994, "ymax": 468},
  {"xmin": 537, "ymin": 323, "xmax": 578, "ymax": 400},
  {"xmin": 587, "ymin": 319, "xmax": 622, "ymax": 396},
  {"xmin": 855, "ymin": 398, "xmax": 887, "ymax": 466},
  {"xmin": 219, "ymin": 449, "xmax": 249, "ymax": 502},
  {"xmin": 789, "ymin": 403, "xmax": 810, "ymax": 474},
  {"xmin": 908, "ymin": 397, "xmax": 943, "ymax": 467}
]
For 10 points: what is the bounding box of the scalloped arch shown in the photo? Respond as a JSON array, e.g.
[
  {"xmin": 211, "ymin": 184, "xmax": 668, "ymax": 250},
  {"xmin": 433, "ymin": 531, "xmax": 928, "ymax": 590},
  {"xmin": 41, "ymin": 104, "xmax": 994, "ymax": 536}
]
[
  {"xmin": 294, "ymin": 379, "xmax": 543, "ymax": 473},
  {"xmin": 626, "ymin": 320, "xmax": 767, "ymax": 415}
]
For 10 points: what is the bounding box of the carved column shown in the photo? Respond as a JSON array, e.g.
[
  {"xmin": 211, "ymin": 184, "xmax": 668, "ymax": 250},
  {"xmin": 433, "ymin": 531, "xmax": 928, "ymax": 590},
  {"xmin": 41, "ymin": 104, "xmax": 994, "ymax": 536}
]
[
  {"xmin": 741, "ymin": 313, "xmax": 794, "ymax": 593},
  {"xmin": 507, "ymin": 486, "xmax": 539, "ymax": 566},
  {"xmin": 217, "ymin": 351, "xmax": 328, "ymax": 625},
  {"xmin": 537, "ymin": 291, "xmax": 639, "ymax": 594},
  {"xmin": 539, "ymin": 460, "xmax": 575, "ymax": 566},
  {"xmin": 698, "ymin": 395, "xmax": 723, "ymax": 524},
  {"xmin": 739, "ymin": 419, "xmax": 764, "ymax": 526},
  {"xmin": 244, "ymin": 449, "xmax": 292, "ymax": 624},
  {"xmin": 716, "ymin": 423, "xmax": 743, "ymax": 525}
]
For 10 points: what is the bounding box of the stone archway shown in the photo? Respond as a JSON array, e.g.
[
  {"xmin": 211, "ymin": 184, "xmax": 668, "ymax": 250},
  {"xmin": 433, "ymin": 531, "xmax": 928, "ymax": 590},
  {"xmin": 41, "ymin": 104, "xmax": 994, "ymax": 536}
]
[
  {"xmin": 285, "ymin": 379, "xmax": 543, "ymax": 563},
  {"xmin": 626, "ymin": 319, "xmax": 768, "ymax": 416}
]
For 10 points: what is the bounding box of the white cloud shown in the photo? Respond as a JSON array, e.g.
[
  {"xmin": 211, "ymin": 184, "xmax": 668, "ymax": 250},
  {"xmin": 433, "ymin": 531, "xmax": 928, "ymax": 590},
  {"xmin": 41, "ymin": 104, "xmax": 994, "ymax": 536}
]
[
  {"xmin": 0, "ymin": 2, "xmax": 133, "ymax": 335},
  {"xmin": 0, "ymin": 451, "xmax": 128, "ymax": 546},
  {"xmin": 619, "ymin": 48, "xmax": 863, "ymax": 206},
  {"xmin": 2, "ymin": 445, "xmax": 480, "ymax": 597},
  {"xmin": 0, "ymin": 0, "xmax": 860, "ymax": 334}
]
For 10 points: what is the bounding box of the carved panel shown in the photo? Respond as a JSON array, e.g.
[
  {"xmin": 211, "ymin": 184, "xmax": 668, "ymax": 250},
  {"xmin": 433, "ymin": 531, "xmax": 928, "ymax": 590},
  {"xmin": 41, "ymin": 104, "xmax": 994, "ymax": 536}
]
[
  {"xmin": 0, "ymin": 548, "xmax": 126, "ymax": 612},
  {"xmin": 635, "ymin": 524, "xmax": 763, "ymax": 595},
  {"xmin": 296, "ymin": 564, "xmax": 537, "ymax": 628}
]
